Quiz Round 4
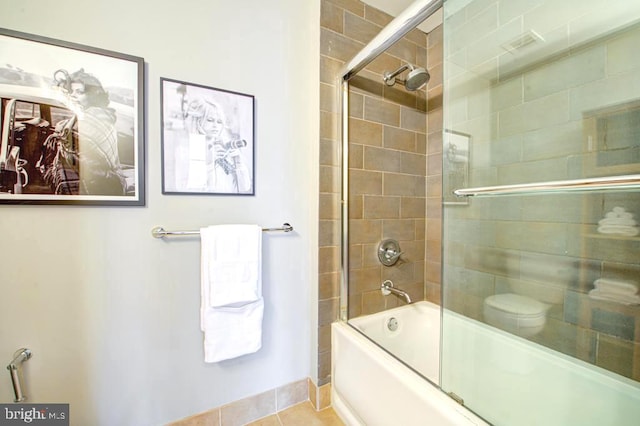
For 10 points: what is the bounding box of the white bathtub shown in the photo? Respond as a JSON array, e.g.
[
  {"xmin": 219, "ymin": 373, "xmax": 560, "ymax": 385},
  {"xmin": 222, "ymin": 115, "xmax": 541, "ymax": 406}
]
[
  {"xmin": 332, "ymin": 301, "xmax": 640, "ymax": 426},
  {"xmin": 331, "ymin": 301, "xmax": 487, "ymax": 426}
]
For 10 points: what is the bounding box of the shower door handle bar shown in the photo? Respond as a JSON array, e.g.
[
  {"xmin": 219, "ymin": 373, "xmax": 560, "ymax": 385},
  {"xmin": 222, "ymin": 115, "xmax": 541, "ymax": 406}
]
[{"xmin": 453, "ymin": 174, "xmax": 640, "ymax": 197}]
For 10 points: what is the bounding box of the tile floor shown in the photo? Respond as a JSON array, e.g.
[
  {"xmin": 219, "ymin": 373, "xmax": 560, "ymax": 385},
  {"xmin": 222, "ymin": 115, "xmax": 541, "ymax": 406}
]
[{"xmin": 246, "ymin": 401, "xmax": 345, "ymax": 426}]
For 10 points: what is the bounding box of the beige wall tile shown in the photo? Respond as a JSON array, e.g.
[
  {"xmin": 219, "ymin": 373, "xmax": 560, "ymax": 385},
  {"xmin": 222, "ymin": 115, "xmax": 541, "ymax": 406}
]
[
  {"xmin": 384, "ymin": 173, "xmax": 426, "ymax": 197},
  {"xmin": 383, "ymin": 85, "xmax": 419, "ymax": 109},
  {"xmin": 318, "ymin": 323, "xmax": 332, "ymax": 353},
  {"xmin": 382, "ymin": 219, "xmax": 418, "ymax": 240},
  {"xmin": 320, "ymin": 138, "xmax": 339, "ymax": 167},
  {"xmin": 364, "ymin": 96, "xmax": 401, "ymax": 126},
  {"xmin": 276, "ymin": 379, "xmax": 309, "ymax": 411},
  {"xmin": 319, "ymin": 219, "xmax": 340, "ymax": 247},
  {"xmin": 386, "ymin": 37, "xmax": 418, "ymax": 64},
  {"xmin": 364, "ymin": 146, "xmax": 403, "ymax": 172},
  {"xmin": 325, "ymin": 0, "xmax": 364, "ymax": 17},
  {"xmin": 318, "ymin": 350, "xmax": 332, "ymax": 384},
  {"xmin": 401, "ymin": 106, "xmax": 428, "ymax": 132},
  {"xmin": 427, "ymin": 130, "xmax": 442, "ymax": 155},
  {"xmin": 320, "ymin": 83, "xmax": 338, "ymax": 113},
  {"xmin": 319, "ymin": 193, "xmax": 340, "ymax": 220},
  {"xmin": 319, "ymin": 165, "xmax": 339, "ymax": 193},
  {"xmin": 321, "ymin": 1, "xmax": 344, "ymax": 35},
  {"xmin": 363, "ymin": 195, "xmax": 401, "ymax": 218},
  {"xmin": 321, "ymin": 55, "xmax": 344, "ymax": 85},
  {"xmin": 318, "ymin": 298, "xmax": 339, "ymax": 326},
  {"xmin": 402, "ymin": 151, "xmax": 427, "ymax": 176},
  {"xmin": 319, "ymin": 272, "xmax": 340, "ymax": 300},
  {"xmin": 349, "ymin": 169, "xmax": 383, "ymax": 196},
  {"xmin": 383, "ymin": 126, "xmax": 416, "ymax": 151},
  {"xmin": 400, "ymin": 196, "xmax": 426, "ymax": 218},
  {"xmin": 320, "ymin": 110, "xmax": 337, "ymax": 140},
  {"xmin": 344, "ymin": 10, "xmax": 382, "ymax": 45},
  {"xmin": 349, "ymin": 118, "xmax": 383, "ymax": 146},
  {"xmin": 320, "ymin": 28, "xmax": 364, "ymax": 63},
  {"xmin": 349, "ymin": 265, "xmax": 383, "ymax": 294},
  {"xmin": 364, "ymin": 4, "xmax": 393, "ymax": 28},
  {"xmin": 349, "ymin": 91, "xmax": 364, "ymax": 118},
  {"xmin": 220, "ymin": 391, "xmax": 275, "ymax": 426},
  {"xmin": 319, "ymin": 246, "xmax": 340, "ymax": 274}
]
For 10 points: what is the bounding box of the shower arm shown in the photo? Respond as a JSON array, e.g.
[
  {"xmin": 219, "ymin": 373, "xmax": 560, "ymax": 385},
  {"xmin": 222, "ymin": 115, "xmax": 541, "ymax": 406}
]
[{"xmin": 383, "ymin": 64, "xmax": 413, "ymax": 85}]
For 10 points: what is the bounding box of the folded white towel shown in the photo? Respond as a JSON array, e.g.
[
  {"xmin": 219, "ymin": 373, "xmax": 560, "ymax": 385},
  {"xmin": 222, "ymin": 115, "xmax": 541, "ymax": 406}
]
[
  {"xmin": 200, "ymin": 224, "xmax": 264, "ymax": 363},
  {"xmin": 201, "ymin": 225, "xmax": 262, "ymax": 308},
  {"xmin": 202, "ymin": 299, "xmax": 264, "ymax": 363},
  {"xmin": 597, "ymin": 225, "xmax": 639, "ymax": 236},
  {"xmin": 588, "ymin": 289, "xmax": 640, "ymax": 305},
  {"xmin": 598, "ymin": 217, "xmax": 637, "ymax": 227},
  {"xmin": 594, "ymin": 278, "xmax": 638, "ymax": 295}
]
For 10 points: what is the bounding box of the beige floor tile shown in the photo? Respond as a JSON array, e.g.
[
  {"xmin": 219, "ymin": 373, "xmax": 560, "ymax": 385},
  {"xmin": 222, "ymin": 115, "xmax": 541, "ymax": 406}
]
[
  {"xmin": 277, "ymin": 401, "xmax": 345, "ymax": 426},
  {"xmin": 245, "ymin": 414, "xmax": 281, "ymax": 426}
]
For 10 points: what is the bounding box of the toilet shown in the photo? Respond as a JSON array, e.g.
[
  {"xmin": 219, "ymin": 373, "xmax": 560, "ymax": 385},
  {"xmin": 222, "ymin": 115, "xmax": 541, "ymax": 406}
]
[{"xmin": 483, "ymin": 280, "xmax": 565, "ymax": 338}]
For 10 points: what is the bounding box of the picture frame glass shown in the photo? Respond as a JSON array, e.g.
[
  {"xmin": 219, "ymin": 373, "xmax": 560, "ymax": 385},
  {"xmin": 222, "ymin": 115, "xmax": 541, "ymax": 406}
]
[
  {"xmin": 161, "ymin": 78, "xmax": 255, "ymax": 195},
  {"xmin": 0, "ymin": 28, "xmax": 145, "ymax": 205}
]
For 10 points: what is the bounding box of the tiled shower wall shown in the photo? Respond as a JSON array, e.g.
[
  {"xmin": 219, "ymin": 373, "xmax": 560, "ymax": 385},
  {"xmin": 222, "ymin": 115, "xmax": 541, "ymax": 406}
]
[
  {"xmin": 318, "ymin": 0, "xmax": 443, "ymax": 386},
  {"xmin": 443, "ymin": 0, "xmax": 640, "ymax": 381}
]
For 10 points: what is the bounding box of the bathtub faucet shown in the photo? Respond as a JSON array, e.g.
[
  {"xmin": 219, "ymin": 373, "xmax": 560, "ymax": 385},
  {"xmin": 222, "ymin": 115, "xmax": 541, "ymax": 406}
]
[{"xmin": 381, "ymin": 280, "xmax": 412, "ymax": 304}]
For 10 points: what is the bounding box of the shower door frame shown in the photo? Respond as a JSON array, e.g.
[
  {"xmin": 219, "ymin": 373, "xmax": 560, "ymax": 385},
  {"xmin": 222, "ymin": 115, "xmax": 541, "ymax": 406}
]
[{"xmin": 338, "ymin": 0, "xmax": 443, "ymax": 321}]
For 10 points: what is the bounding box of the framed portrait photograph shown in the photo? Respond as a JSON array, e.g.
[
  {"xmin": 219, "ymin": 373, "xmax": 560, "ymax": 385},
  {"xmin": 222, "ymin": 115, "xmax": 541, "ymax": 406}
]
[
  {"xmin": 161, "ymin": 78, "xmax": 255, "ymax": 195},
  {"xmin": 0, "ymin": 28, "xmax": 145, "ymax": 206}
]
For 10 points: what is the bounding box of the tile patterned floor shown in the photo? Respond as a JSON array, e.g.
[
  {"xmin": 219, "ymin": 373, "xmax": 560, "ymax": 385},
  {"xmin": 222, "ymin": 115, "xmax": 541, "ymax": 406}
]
[{"xmin": 246, "ymin": 401, "xmax": 345, "ymax": 426}]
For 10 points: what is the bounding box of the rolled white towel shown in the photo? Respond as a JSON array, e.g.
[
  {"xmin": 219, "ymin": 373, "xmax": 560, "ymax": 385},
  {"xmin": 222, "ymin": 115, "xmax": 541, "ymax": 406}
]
[
  {"xmin": 598, "ymin": 217, "xmax": 637, "ymax": 227},
  {"xmin": 597, "ymin": 225, "xmax": 639, "ymax": 236},
  {"xmin": 594, "ymin": 278, "xmax": 639, "ymax": 295},
  {"xmin": 588, "ymin": 289, "xmax": 640, "ymax": 305}
]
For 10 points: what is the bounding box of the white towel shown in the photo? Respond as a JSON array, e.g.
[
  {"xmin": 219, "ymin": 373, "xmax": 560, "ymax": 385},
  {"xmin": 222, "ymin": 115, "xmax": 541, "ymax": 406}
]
[
  {"xmin": 202, "ymin": 299, "xmax": 264, "ymax": 363},
  {"xmin": 597, "ymin": 207, "xmax": 639, "ymax": 236},
  {"xmin": 588, "ymin": 289, "xmax": 640, "ymax": 305},
  {"xmin": 597, "ymin": 225, "xmax": 639, "ymax": 236},
  {"xmin": 598, "ymin": 217, "xmax": 637, "ymax": 227},
  {"xmin": 594, "ymin": 278, "xmax": 638, "ymax": 296},
  {"xmin": 200, "ymin": 224, "xmax": 264, "ymax": 362}
]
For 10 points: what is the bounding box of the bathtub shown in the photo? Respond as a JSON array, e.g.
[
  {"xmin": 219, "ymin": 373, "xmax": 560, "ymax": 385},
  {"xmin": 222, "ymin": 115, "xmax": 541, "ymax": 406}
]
[
  {"xmin": 332, "ymin": 300, "xmax": 640, "ymax": 426},
  {"xmin": 331, "ymin": 301, "xmax": 487, "ymax": 426}
]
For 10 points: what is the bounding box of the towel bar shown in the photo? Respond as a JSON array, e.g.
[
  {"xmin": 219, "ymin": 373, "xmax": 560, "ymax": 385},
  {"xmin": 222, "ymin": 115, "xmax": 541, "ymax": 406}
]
[{"xmin": 151, "ymin": 223, "xmax": 294, "ymax": 238}]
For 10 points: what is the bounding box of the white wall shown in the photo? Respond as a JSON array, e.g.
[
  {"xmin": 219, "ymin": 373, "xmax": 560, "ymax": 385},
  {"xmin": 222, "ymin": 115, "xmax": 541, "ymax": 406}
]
[{"xmin": 0, "ymin": 0, "xmax": 320, "ymax": 424}]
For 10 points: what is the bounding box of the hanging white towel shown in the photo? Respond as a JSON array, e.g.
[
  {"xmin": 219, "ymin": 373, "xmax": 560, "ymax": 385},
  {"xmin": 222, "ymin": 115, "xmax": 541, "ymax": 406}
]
[
  {"xmin": 200, "ymin": 224, "xmax": 264, "ymax": 363},
  {"xmin": 202, "ymin": 300, "xmax": 264, "ymax": 363},
  {"xmin": 201, "ymin": 225, "xmax": 262, "ymax": 308}
]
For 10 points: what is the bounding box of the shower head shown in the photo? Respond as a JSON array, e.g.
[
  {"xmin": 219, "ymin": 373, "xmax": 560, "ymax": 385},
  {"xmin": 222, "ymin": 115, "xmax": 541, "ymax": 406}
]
[{"xmin": 383, "ymin": 63, "xmax": 430, "ymax": 91}]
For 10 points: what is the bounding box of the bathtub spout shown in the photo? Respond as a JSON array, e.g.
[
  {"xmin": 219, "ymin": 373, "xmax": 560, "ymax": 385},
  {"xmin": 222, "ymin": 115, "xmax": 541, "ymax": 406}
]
[{"xmin": 381, "ymin": 280, "xmax": 412, "ymax": 304}]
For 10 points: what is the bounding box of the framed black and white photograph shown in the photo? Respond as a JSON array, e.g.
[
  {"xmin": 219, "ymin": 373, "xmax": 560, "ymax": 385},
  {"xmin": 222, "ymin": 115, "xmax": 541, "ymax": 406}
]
[
  {"xmin": 0, "ymin": 28, "xmax": 145, "ymax": 206},
  {"xmin": 443, "ymin": 130, "xmax": 470, "ymax": 206},
  {"xmin": 161, "ymin": 78, "xmax": 255, "ymax": 195}
]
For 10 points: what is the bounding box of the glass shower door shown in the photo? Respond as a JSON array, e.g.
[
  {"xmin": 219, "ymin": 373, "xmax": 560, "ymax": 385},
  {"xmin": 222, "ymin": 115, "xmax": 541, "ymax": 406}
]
[{"xmin": 440, "ymin": 0, "xmax": 640, "ymax": 424}]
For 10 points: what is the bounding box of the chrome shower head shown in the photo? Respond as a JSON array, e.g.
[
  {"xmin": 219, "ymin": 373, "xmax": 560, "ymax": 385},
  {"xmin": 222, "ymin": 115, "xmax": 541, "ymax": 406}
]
[
  {"xmin": 383, "ymin": 63, "xmax": 430, "ymax": 91},
  {"xmin": 405, "ymin": 67, "xmax": 430, "ymax": 91}
]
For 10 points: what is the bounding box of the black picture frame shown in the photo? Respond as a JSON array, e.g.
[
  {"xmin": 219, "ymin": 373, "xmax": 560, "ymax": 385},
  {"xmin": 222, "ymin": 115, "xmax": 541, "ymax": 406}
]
[
  {"xmin": 161, "ymin": 78, "xmax": 255, "ymax": 196},
  {"xmin": 0, "ymin": 28, "xmax": 145, "ymax": 206}
]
